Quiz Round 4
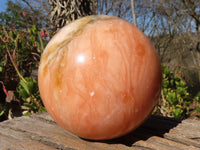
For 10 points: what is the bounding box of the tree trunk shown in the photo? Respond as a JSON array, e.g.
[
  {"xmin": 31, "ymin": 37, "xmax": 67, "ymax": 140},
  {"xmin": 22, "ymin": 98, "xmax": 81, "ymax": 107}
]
[{"xmin": 48, "ymin": 0, "xmax": 97, "ymax": 33}]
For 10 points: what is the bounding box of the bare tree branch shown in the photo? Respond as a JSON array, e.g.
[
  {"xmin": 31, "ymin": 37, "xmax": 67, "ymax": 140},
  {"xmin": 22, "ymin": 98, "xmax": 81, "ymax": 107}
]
[{"xmin": 131, "ymin": 0, "xmax": 137, "ymax": 26}]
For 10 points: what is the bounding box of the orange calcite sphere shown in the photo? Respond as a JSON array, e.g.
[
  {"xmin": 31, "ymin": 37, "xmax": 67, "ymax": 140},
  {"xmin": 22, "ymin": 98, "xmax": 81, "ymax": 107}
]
[{"xmin": 38, "ymin": 15, "xmax": 162, "ymax": 140}]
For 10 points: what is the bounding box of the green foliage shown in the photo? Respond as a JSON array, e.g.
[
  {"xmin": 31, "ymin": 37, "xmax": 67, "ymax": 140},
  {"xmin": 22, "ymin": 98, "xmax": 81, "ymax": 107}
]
[
  {"xmin": 0, "ymin": 25, "xmax": 47, "ymax": 114},
  {"xmin": 0, "ymin": 60, "xmax": 6, "ymax": 73},
  {"xmin": 0, "ymin": 0, "xmax": 49, "ymax": 119},
  {"xmin": 0, "ymin": 106, "xmax": 6, "ymax": 117},
  {"xmin": 0, "ymin": 0, "xmax": 46, "ymax": 29},
  {"xmin": 194, "ymin": 92, "xmax": 200, "ymax": 102},
  {"xmin": 196, "ymin": 106, "xmax": 200, "ymax": 113},
  {"xmin": 0, "ymin": 25, "xmax": 47, "ymax": 78},
  {"xmin": 158, "ymin": 65, "xmax": 192, "ymax": 119},
  {"xmin": 16, "ymin": 77, "xmax": 46, "ymax": 114}
]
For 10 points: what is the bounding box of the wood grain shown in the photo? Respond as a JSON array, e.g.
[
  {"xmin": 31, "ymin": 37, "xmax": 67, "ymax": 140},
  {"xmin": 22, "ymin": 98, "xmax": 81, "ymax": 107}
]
[{"xmin": 0, "ymin": 113, "xmax": 199, "ymax": 150}]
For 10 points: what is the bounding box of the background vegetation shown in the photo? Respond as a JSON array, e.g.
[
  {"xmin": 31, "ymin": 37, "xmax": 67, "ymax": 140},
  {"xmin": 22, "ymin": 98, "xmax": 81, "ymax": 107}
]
[{"xmin": 0, "ymin": 0, "xmax": 199, "ymax": 120}]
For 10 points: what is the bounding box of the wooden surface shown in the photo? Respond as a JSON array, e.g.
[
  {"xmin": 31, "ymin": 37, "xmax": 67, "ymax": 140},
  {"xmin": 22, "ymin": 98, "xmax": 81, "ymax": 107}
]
[{"xmin": 0, "ymin": 112, "xmax": 200, "ymax": 150}]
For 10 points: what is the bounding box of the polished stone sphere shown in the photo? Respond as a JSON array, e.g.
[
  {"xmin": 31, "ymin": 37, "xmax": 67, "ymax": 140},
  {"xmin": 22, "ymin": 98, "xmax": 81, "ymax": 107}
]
[{"xmin": 38, "ymin": 15, "xmax": 162, "ymax": 140}]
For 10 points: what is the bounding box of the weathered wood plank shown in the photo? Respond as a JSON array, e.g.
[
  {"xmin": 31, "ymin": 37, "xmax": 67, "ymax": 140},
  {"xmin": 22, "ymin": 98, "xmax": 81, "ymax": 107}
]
[
  {"xmin": 134, "ymin": 136, "xmax": 198, "ymax": 150},
  {"xmin": 0, "ymin": 117, "xmax": 99, "ymax": 150},
  {"xmin": 163, "ymin": 119, "xmax": 200, "ymax": 149},
  {"xmin": 0, "ymin": 113, "xmax": 134, "ymax": 150},
  {"xmin": 0, "ymin": 112, "xmax": 200, "ymax": 150},
  {"xmin": 0, "ymin": 126, "xmax": 56, "ymax": 150},
  {"xmin": 164, "ymin": 133, "xmax": 200, "ymax": 149}
]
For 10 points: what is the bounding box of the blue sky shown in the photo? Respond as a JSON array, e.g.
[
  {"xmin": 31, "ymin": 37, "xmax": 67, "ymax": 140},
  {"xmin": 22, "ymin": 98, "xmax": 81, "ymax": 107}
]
[{"xmin": 0, "ymin": 0, "xmax": 8, "ymax": 12}]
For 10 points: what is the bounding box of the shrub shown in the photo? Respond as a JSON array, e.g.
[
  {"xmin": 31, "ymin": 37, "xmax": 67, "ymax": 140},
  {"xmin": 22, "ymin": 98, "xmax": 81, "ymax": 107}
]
[
  {"xmin": 0, "ymin": 25, "xmax": 48, "ymax": 117},
  {"xmin": 154, "ymin": 65, "xmax": 192, "ymax": 119},
  {"xmin": 16, "ymin": 77, "xmax": 46, "ymax": 115}
]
